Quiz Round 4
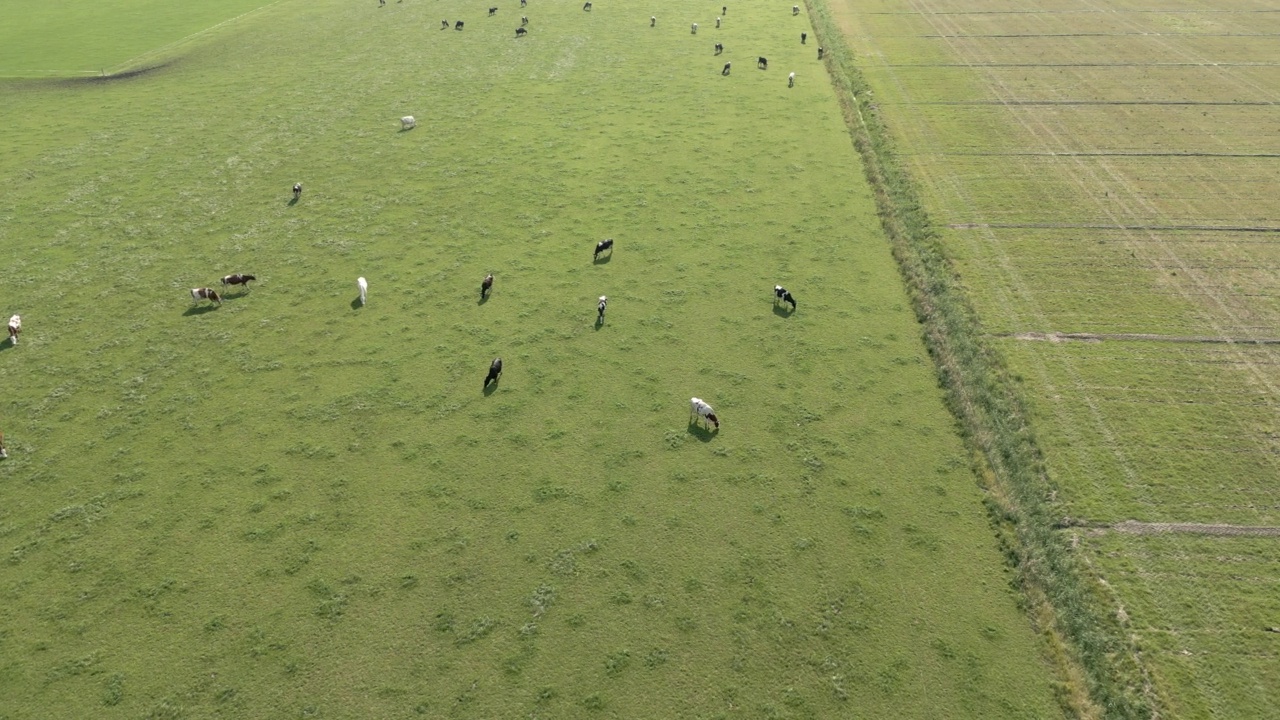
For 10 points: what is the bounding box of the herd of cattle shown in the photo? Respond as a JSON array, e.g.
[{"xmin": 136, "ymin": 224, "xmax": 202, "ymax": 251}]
[{"xmin": 1, "ymin": 2, "xmax": 821, "ymax": 457}]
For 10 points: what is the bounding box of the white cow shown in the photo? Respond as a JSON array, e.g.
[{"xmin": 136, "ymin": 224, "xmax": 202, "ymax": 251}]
[
  {"xmin": 401, "ymin": 115, "xmax": 416, "ymax": 130},
  {"xmin": 7, "ymin": 315, "xmax": 20, "ymax": 346},
  {"xmin": 690, "ymin": 397, "xmax": 720, "ymax": 430},
  {"xmin": 357, "ymin": 277, "xmax": 368, "ymax": 305}
]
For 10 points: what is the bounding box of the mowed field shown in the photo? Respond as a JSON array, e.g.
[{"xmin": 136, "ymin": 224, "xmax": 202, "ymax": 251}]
[
  {"xmin": 0, "ymin": 1, "xmax": 1064, "ymax": 718},
  {"xmin": 829, "ymin": 0, "xmax": 1280, "ymax": 716}
]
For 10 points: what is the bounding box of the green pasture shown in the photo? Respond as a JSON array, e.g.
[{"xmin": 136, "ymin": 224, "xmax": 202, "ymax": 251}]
[
  {"xmin": 0, "ymin": 0, "xmax": 278, "ymax": 76},
  {"xmin": 0, "ymin": 0, "xmax": 1062, "ymax": 717},
  {"xmin": 840, "ymin": 0, "xmax": 1280, "ymax": 715}
]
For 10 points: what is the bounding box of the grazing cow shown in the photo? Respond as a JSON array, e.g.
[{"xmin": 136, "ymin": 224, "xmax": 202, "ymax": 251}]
[
  {"xmin": 801, "ymin": 32, "xmax": 807, "ymax": 44},
  {"xmin": 651, "ymin": 16, "xmax": 656, "ymax": 26},
  {"xmin": 793, "ymin": 5, "xmax": 800, "ymax": 15},
  {"xmin": 818, "ymin": 47, "xmax": 824, "ymax": 59},
  {"xmin": 455, "ymin": 20, "xmax": 464, "ymax": 30},
  {"xmin": 293, "ymin": 182, "xmax": 302, "ymax": 200},
  {"xmin": 715, "ymin": 42, "xmax": 723, "ymax": 55},
  {"xmin": 191, "ymin": 288, "xmax": 222, "ymax": 306},
  {"xmin": 516, "ymin": 26, "xmax": 527, "ymax": 36},
  {"xmin": 774, "ymin": 285, "xmax": 796, "ymax": 310},
  {"xmin": 716, "ymin": 16, "xmax": 721, "ymax": 28},
  {"xmin": 582, "ymin": 1, "xmax": 591, "ymax": 9},
  {"xmin": 489, "ymin": 6, "xmax": 497, "ymax": 16},
  {"xmin": 597, "ymin": 295, "xmax": 607, "ymax": 323},
  {"xmin": 221, "ymin": 273, "xmax": 256, "ymax": 291},
  {"xmin": 401, "ymin": 115, "xmax": 416, "ymax": 129},
  {"xmin": 722, "ymin": 61, "xmax": 731, "ymax": 75},
  {"xmin": 594, "ymin": 237, "xmax": 614, "ymax": 260},
  {"xmin": 788, "ymin": 71, "xmax": 795, "ymax": 87},
  {"xmin": 690, "ymin": 397, "xmax": 720, "ymax": 430},
  {"xmin": 7, "ymin": 315, "xmax": 20, "ymax": 346},
  {"xmin": 481, "ymin": 273, "xmax": 494, "ymax": 299},
  {"xmin": 757, "ymin": 56, "xmax": 768, "ymax": 70},
  {"xmin": 522, "ymin": 15, "xmax": 528, "ymax": 25},
  {"xmin": 357, "ymin": 277, "xmax": 368, "ymax": 305},
  {"xmin": 441, "ymin": 19, "xmax": 449, "ymax": 29},
  {"xmin": 691, "ymin": 22, "xmax": 697, "ymax": 34},
  {"xmin": 484, "ymin": 357, "xmax": 503, "ymax": 388}
]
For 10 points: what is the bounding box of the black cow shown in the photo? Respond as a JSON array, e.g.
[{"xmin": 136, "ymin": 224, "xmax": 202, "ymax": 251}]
[
  {"xmin": 484, "ymin": 358, "xmax": 503, "ymax": 388},
  {"xmin": 774, "ymin": 285, "xmax": 796, "ymax": 311},
  {"xmin": 757, "ymin": 56, "xmax": 768, "ymax": 70},
  {"xmin": 594, "ymin": 237, "xmax": 614, "ymax": 260}
]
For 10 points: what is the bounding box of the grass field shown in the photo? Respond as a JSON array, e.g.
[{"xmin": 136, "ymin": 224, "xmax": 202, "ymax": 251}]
[
  {"xmin": 833, "ymin": 0, "xmax": 1280, "ymax": 716},
  {"xmin": 0, "ymin": 1, "xmax": 1065, "ymax": 717}
]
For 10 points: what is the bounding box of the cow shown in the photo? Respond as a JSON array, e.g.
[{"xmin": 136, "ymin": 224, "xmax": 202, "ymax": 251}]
[
  {"xmin": 774, "ymin": 285, "xmax": 796, "ymax": 310},
  {"xmin": 484, "ymin": 357, "xmax": 503, "ymax": 388},
  {"xmin": 715, "ymin": 42, "xmax": 723, "ymax": 55},
  {"xmin": 489, "ymin": 6, "xmax": 497, "ymax": 16},
  {"xmin": 757, "ymin": 56, "xmax": 768, "ymax": 70},
  {"xmin": 789, "ymin": 71, "xmax": 795, "ymax": 87},
  {"xmin": 455, "ymin": 20, "xmax": 464, "ymax": 30},
  {"xmin": 191, "ymin": 288, "xmax": 222, "ymax": 306},
  {"xmin": 722, "ymin": 61, "xmax": 731, "ymax": 75},
  {"xmin": 401, "ymin": 115, "xmax": 416, "ymax": 129},
  {"xmin": 594, "ymin": 237, "xmax": 614, "ymax": 260},
  {"xmin": 516, "ymin": 26, "xmax": 527, "ymax": 36},
  {"xmin": 690, "ymin": 397, "xmax": 720, "ymax": 430},
  {"xmin": 357, "ymin": 277, "xmax": 368, "ymax": 305},
  {"xmin": 293, "ymin": 182, "xmax": 302, "ymax": 200},
  {"xmin": 481, "ymin": 273, "xmax": 494, "ymax": 299},
  {"xmin": 6, "ymin": 315, "xmax": 20, "ymax": 346},
  {"xmin": 597, "ymin": 295, "xmax": 607, "ymax": 324},
  {"xmin": 221, "ymin": 273, "xmax": 256, "ymax": 291}
]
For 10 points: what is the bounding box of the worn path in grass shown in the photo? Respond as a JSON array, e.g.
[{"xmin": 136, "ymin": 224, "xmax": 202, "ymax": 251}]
[{"xmin": 832, "ymin": 0, "xmax": 1280, "ymax": 716}]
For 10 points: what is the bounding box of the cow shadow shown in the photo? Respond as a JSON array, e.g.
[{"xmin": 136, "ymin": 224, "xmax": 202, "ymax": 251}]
[
  {"xmin": 686, "ymin": 421, "xmax": 717, "ymax": 442},
  {"xmin": 287, "ymin": 196, "xmax": 299, "ymax": 207},
  {"xmin": 483, "ymin": 380, "xmax": 500, "ymax": 396},
  {"xmin": 593, "ymin": 254, "xmax": 612, "ymax": 265},
  {"xmin": 772, "ymin": 304, "xmax": 795, "ymax": 318},
  {"xmin": 183, "ymin": 305, "xmax": 220, "ymax": 316}
]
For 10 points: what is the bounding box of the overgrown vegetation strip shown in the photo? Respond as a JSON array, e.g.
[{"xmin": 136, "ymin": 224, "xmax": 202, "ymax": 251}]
[{"xmin": 807, "ymin": 1, "xmax": 1155, "ymax": 717}]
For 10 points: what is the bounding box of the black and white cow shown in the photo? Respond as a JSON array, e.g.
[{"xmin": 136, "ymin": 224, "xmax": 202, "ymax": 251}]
[
  {"xmin": 690, "ymin": 397, "xmax": 720, "ymax": 430},
  {"xmin": 774, "ymin": 285, "xmax": 796, "ymax": 310},
  {"xmin": 484, "ymin": 357, "xmax": 503, "ymax": 388}
]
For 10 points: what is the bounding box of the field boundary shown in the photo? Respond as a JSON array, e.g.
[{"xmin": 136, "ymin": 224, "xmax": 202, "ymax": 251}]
[{"xmin": 808, "ymin": 1, "xmax": 1156, "ymax": 717}]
